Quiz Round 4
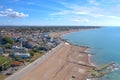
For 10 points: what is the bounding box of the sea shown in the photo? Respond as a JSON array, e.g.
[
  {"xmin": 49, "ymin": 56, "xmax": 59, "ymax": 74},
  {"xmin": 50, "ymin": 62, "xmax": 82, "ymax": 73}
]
[{"xmin": 62, "ymin": 27, "xmax": 120, "ymax": 80}]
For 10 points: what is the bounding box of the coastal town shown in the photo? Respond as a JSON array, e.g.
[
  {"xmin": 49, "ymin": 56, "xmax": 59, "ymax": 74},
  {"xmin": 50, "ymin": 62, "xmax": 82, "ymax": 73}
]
[
  {"xmin": 0, "ymin": 26, "xmax": 118, "ymax": 80},
  {"xmin": 1, "ymin": 0, "xmax": 120, "ymax": 80},
  {"xmin": 0, "ymin": 26, "xmax": 96, "ymax": 80},
  {"xmin": 0, "ymin": 27, "xmax": 62, "ymax": 79}
]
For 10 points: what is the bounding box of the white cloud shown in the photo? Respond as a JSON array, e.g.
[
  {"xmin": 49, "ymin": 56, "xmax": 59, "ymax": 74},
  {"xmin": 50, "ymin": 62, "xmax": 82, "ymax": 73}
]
[
  {"xmin": 50, "ymin": 10, "xmax": 69, "ymax": 15},
  {"xmin": 71, "ymin": 19, "xmax": 81, "ymax": 22},
  {"xmin": 50, "ymin": 2, "xmax": 105, "ymax": 17},
  {"xmin": 88, "ymin": 13, "xmax": 104, "ymax": 18},
  {"xmin": 71, "ymin": 18, "xmax": 89, "ymax": 23},
  {"xmin": 49, "ymin": 1, "xmax": 120, "ymax": 26},
  {"xmin": 6, "ymin": 8, "xmax": 13, "ymax": 12},
  {"xmin": 50, "ymin": 7, "xmax": 105, "ymax": 19},
  {"xmin": 107, "ymin": 16, "xmax": 120, "ymax": 19},
  {"xmin": 88, "ymin": 0, "xmax": 100, "ymax": 6},
  {"xmin": 75, "ymin": 11, "xmax": 88, "ymax": 15},
  {"xmin": 0, "ymin": 8, "xmax": 28, "ymax": 18},
  {"xmin": 83, "ymin": 19, "xmax": 89, "ymax": 23}
]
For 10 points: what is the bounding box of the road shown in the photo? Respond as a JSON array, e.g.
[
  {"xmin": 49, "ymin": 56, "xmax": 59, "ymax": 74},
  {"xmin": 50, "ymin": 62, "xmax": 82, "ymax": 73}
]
[{"xmin": 5, "ymin": 42, "xmax": 64, "ymax": 80}]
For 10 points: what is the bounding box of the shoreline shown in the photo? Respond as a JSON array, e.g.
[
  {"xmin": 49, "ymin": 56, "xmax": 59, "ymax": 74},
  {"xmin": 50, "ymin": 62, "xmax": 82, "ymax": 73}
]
[
  {"xmin": 58, "ymin": 29, "xmax": 95, "ymax": 66},
  {"xmin": 59, "ymin": 30, "xmax": 96, "ymax": 79},
  {"xmin": 85, "ymin": 48, "xmax": 96, "ymax": 67},
  {"xmin": 8, "ymin": 29, "xmax": 95, "ymax": 80},
  {"xmin": 50, "ymin": 29, "xmax": 95, "ymax": 79}
]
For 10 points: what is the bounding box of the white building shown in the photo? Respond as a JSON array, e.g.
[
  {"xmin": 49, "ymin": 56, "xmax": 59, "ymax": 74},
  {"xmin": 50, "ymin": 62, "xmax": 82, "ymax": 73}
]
[{"xmin": 14, "ymin": 52, "xmax": 30, "ymax": 58}]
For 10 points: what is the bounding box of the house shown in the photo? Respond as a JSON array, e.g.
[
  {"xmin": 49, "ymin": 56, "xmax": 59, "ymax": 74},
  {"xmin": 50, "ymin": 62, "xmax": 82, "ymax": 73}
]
[
  {"xmin": 0, "ymin": 47, "xmax": 4, "ymax": 55},
  {"xmin": 13, "ymin": 52, "xmax": 30, "ymax": 59},
  {"xmin": 23, "ymin": 41, "xmax": 38, "ymax": 49},
  {"xmin": 18, "ymin": 60, "xmax": 25, "ymax": 64},
  {"xmin": 12, "ymin": 46, "xmax": 28, "ymax": 53},
  {"xmin": 11, "ymin": 61, "xmax": 22, "ymax": 66},
  {"xmin": 45, "ymin": 42, "xmax": 55, "ymax": 50},
  {"xmin": 22, "ymin": 41, "xmax": 33, "ymax": 49},
  {"xmin": 5, "ymin": 49, "xmax": 11, "ymax": 54}
]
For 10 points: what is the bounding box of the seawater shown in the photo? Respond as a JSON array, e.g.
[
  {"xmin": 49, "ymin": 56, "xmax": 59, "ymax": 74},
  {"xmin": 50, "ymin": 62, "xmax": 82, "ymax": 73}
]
[{"xmin": 62, "ymin": 27, "xmax": 120, "ymax": 80}]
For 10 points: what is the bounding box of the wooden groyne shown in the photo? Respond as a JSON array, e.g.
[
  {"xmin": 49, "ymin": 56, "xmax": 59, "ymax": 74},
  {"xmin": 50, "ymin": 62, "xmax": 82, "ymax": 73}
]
[
  {"xmin": 67, "ymin": 60, "xmax": 96, "ymax": 68},
  {"xmin": 88, "ymin": 62, "xmax": 119, "ymax": 78}
]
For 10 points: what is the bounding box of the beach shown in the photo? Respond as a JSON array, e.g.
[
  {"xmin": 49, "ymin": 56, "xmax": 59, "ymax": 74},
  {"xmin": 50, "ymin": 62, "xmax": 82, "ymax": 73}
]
[{"xmin": 19, "ymin": 30, "xmax": 92, "ymax": 80}]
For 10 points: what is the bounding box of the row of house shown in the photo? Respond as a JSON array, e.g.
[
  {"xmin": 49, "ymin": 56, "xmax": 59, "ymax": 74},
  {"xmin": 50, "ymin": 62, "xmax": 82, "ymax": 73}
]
[
  {"xmin": 0, "ymin": 27, "xmax": 71, "ymax": 74},
  {"xmin": 0, "ymin": 29, "xmax": 60, "ymax": 59}
]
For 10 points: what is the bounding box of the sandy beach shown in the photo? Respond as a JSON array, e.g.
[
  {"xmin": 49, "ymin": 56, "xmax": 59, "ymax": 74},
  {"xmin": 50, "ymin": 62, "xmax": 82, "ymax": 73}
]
[
  {"xmin": 19, "ymin": 30, "xmax": 92, "ymax": 80},
  {"xmin": 49, "ymin": 29, "xmax": 81, "ymax": 38}
]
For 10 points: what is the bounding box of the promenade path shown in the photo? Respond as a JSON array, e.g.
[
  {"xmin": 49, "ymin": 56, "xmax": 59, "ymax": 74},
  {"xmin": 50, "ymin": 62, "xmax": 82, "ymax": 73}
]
[{"xmin": 5, "ymin": 43, "xmax": 64, "ymax": 80}]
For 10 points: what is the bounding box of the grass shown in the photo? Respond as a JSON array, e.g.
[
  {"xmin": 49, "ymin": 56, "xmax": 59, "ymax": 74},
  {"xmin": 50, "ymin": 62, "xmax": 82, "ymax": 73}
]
[
  {"xmin": 0, "ymin": 56, "xmax": 9, "ymax": 65},
  {"xmin": 30, "ymin": 52, "xmax": 45, "ymax": 62}
]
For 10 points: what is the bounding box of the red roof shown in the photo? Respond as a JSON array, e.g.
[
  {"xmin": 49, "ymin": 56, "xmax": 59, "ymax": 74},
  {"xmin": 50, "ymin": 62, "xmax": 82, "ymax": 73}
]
[
  {"xmin": 11, "ymin": 61, "xmax": 21, "ymax": 66},
  {"xmin": 19, "ymin": 60, "xmax": 25, "ymax": 63}
]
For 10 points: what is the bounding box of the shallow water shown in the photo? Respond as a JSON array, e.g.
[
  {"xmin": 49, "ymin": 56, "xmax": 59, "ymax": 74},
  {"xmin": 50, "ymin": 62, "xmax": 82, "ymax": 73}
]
[{"xmin": 62, "ymin": 27, "xmax": 120, "ymax": 80}]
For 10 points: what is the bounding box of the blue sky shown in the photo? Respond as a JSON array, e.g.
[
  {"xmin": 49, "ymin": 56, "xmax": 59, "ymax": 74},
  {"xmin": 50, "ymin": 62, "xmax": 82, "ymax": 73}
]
[{"xmin": 0, "ymin": 0, "xmax": 120, "ymax": 26}]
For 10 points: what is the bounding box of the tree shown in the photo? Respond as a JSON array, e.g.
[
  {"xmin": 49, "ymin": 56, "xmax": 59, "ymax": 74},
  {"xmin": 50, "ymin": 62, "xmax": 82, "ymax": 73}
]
[
  {"xmin": 0, "ymin": 56, "xmax": 12, "ymax": 71},
  {"xmin": 2, "ymin": 36, "xmax": 14, "ymax": 45},
  {"xmin": 32, "ymin": 49, "xmax": 37, "ymax": 53},
  {"xmin": 0, "ymin": 44, "xmax": 5, "ymax": 52},
  {"xmin": 14, "ymin": 56, "xmax": 22, "ymax": 61},
  {"xmin": 30, "ymin": 51, "xmax": 34, "ymax": 57},
  {"xmin": 4, "ymin": 43, "xmax": 12, "ymax": 49}
]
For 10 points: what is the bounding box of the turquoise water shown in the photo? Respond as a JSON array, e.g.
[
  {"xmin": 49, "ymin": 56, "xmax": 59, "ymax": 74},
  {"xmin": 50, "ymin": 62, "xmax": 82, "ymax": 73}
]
[{"xmin": 62, "ymin": 27, "xmax": 120, "ymax": 80}]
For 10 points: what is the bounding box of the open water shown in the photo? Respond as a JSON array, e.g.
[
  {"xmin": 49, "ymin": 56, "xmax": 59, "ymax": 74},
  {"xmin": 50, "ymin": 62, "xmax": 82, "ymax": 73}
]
[{"xmin": 62, "ymin": 27, "xmax": 120, "ymax": 80}]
